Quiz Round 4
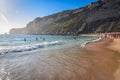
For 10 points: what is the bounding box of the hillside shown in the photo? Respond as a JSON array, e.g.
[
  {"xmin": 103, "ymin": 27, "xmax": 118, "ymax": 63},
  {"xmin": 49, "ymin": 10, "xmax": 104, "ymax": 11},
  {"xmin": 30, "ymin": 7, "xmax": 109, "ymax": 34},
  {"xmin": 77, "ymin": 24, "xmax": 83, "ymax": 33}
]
[{"xmin": 9, "ymin": 0, "xmax": 120, "ymax": 35}]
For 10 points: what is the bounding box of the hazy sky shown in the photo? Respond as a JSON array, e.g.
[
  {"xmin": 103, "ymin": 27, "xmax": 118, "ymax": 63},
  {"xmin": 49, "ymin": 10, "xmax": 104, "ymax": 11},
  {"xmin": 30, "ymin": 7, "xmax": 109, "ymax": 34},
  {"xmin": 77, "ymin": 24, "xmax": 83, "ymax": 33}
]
[{"xmin": 0, "ymin": 0, "xmax": 97, "ymax": 34}]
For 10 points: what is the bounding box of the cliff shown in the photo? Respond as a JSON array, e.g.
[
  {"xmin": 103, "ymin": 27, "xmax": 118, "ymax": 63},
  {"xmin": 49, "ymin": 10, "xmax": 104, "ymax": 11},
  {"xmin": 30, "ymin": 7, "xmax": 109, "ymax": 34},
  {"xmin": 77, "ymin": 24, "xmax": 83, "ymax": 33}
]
[{"xmin": 9, "ymin": 0, "xmax": 120, "ymax": 35}]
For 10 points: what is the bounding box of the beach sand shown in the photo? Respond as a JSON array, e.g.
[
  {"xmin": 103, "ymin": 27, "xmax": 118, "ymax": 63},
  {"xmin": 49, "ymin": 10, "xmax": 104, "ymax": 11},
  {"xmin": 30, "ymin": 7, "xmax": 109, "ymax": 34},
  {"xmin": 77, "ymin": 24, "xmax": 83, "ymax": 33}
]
[
  {"xmin": 7, "ymin": 38, "xmax": 120, "ymax": 80},
  {"xmin": 107, "ymin": 39, "xmax": 120, "ymax": 80},
  {"xmin": 108, "ymin": 39, "xmax": 120, "ymax": 53},
  {"xmin": 47, "ymin": 38, "xmax": 120, "ymax": 80},
  {"xmin": 84, "ymin": 39, "xmax": 120, "ymax": 80}
]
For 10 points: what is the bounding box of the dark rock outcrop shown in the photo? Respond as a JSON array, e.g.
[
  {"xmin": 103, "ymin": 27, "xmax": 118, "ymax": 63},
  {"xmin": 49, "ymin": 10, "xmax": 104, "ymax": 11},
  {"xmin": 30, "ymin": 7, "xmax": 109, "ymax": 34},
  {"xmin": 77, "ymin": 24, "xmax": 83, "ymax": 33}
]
[{"xmin": 9, "ymin": 0, "xmax": 120, "ymax": 35}]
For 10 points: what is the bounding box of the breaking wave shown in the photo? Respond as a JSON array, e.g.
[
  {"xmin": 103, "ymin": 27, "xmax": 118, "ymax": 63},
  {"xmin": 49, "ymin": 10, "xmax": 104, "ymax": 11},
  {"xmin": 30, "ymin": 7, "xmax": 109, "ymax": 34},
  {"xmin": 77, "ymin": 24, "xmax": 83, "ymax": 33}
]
[{"xmin": 0, "ymin": 41, "xmax": 62, "ymax": 55}]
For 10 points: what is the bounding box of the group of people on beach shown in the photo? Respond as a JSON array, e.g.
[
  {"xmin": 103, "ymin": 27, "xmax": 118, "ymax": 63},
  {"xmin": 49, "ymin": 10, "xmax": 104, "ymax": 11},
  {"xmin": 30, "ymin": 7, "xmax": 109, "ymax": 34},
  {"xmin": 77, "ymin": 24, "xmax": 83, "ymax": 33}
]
[{"xmin": 98, "ymin": 33, "xmax": 120, "ymax": 39}]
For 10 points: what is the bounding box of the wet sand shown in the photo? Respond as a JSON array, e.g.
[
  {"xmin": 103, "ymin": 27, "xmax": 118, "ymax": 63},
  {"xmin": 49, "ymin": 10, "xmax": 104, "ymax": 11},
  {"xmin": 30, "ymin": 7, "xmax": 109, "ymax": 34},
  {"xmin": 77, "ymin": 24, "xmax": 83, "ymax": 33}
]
[{"xmin": 2, "ymin": 38, "xmax": 120, "ymax": 80}]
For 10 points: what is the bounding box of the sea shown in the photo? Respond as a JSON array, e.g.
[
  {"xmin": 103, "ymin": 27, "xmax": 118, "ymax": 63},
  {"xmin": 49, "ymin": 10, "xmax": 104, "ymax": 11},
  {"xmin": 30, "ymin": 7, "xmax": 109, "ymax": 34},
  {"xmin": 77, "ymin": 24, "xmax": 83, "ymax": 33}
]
[{"xmin": 0, "ymin": 34, "xmax": 97, "ymax": 80}]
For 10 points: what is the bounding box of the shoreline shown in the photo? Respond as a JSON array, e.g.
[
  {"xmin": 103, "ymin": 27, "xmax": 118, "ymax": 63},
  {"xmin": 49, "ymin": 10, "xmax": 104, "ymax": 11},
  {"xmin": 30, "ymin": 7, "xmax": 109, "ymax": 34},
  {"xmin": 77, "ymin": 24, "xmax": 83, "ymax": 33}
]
[
  {"xmin": 81, "ymin": 37, "xmax": 101, "ymax": 47},
  {"xmin": 1, "ymin": 35, "xmax": 120, "ymax": 80}
]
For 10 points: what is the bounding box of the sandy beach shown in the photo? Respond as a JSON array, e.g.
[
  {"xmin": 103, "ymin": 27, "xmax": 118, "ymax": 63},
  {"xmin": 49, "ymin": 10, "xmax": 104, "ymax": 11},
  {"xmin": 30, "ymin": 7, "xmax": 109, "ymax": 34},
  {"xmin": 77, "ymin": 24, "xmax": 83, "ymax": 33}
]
[
  {"xmin": 84, "ymin": 38, "xmax": 120, "ymax": 80},
  {"xmin": 45, "ymin": 38, "xmax": 120, "ymax": 80},
  {"xmin": 2, "ymin": 38, "xmax": 120, "ymax": 80},
  {"xmin": 1, "ymin": 0, "xmax": 120, "ymax": 79},
  {"xmin": 108, "ymin": 39, "xmax": 120, "ymax": 80}
]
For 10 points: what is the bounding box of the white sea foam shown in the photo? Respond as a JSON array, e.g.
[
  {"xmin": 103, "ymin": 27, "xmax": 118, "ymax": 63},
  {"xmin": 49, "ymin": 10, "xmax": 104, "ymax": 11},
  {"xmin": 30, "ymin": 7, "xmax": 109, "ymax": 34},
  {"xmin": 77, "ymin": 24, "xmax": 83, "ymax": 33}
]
[
  {"xmin": 0, "ymin": 41, "xmax": 62, "ymax": 55},
  {"xmin": 81, "ymin": 38, "xmax": 101, "ymax": 47}
]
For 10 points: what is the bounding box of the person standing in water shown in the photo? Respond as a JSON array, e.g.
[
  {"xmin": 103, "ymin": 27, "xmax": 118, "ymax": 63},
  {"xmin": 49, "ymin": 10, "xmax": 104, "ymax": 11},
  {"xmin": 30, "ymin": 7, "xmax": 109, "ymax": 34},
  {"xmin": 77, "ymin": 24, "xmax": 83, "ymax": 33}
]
[
  {"xmin": 24, "ymin": 38, "xmax": 26, "ymax": 42},
  {"xmin": 43, "ymin": 38, "xmax": 45, "ymax": 41},
  {"xmin": 36, "ymin": 37, "xmax": 38, "ymax": 41}
]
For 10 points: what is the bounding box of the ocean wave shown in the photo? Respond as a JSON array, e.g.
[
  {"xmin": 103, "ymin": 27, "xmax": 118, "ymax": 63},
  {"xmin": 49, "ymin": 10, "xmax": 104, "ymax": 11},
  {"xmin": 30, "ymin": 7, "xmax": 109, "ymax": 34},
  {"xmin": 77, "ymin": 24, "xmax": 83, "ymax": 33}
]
[
  {"xmin": 81, "ymin": 38, "xmax": 101, "ymax": 47},
  {"xmin": 0, "ymin": 41, "xmax": 62, "ymax": 55}
]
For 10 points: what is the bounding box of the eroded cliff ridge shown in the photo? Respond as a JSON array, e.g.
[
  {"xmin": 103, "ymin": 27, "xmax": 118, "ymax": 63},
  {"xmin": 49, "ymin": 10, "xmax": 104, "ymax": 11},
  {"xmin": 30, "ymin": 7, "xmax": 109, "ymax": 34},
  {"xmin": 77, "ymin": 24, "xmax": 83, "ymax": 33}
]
[{"xmin": 9, "ymin": 0, "xmax": 120, "ymax": 35}]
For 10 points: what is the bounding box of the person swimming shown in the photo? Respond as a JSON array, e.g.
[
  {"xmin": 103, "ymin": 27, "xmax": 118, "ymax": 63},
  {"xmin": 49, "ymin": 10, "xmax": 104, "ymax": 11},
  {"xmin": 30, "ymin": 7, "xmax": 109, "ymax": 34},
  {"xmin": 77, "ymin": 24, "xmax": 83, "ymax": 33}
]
[
  {"xmin": 24, "ymin": 38, "xmax": 26, "ymax": 42},
  {"xmin": 43, "ymin": 38, "xmax": 45, "ymax": 41},
  {"xmin": 36, "ymin": 37, "xmax": 38, "ymax": 41},
  {"xmin": 74, "ymin": 37, "xmax": 77, "ymax": 40}
]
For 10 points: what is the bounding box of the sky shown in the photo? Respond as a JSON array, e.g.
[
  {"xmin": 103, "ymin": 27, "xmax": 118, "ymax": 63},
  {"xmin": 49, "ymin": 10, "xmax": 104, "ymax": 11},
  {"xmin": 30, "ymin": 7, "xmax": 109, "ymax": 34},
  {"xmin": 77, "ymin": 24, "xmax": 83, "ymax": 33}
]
[{"xmin": 0, "ymin": 0, "xmax": 97, "ymax": 34}]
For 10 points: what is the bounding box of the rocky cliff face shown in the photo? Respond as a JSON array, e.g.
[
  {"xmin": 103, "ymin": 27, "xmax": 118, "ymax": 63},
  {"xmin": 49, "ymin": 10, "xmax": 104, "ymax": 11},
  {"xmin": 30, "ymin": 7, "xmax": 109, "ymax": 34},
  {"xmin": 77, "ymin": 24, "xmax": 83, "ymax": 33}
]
[{"xmin": 9, "ymin": 0, "xmax": 120, "ymax": 35}]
